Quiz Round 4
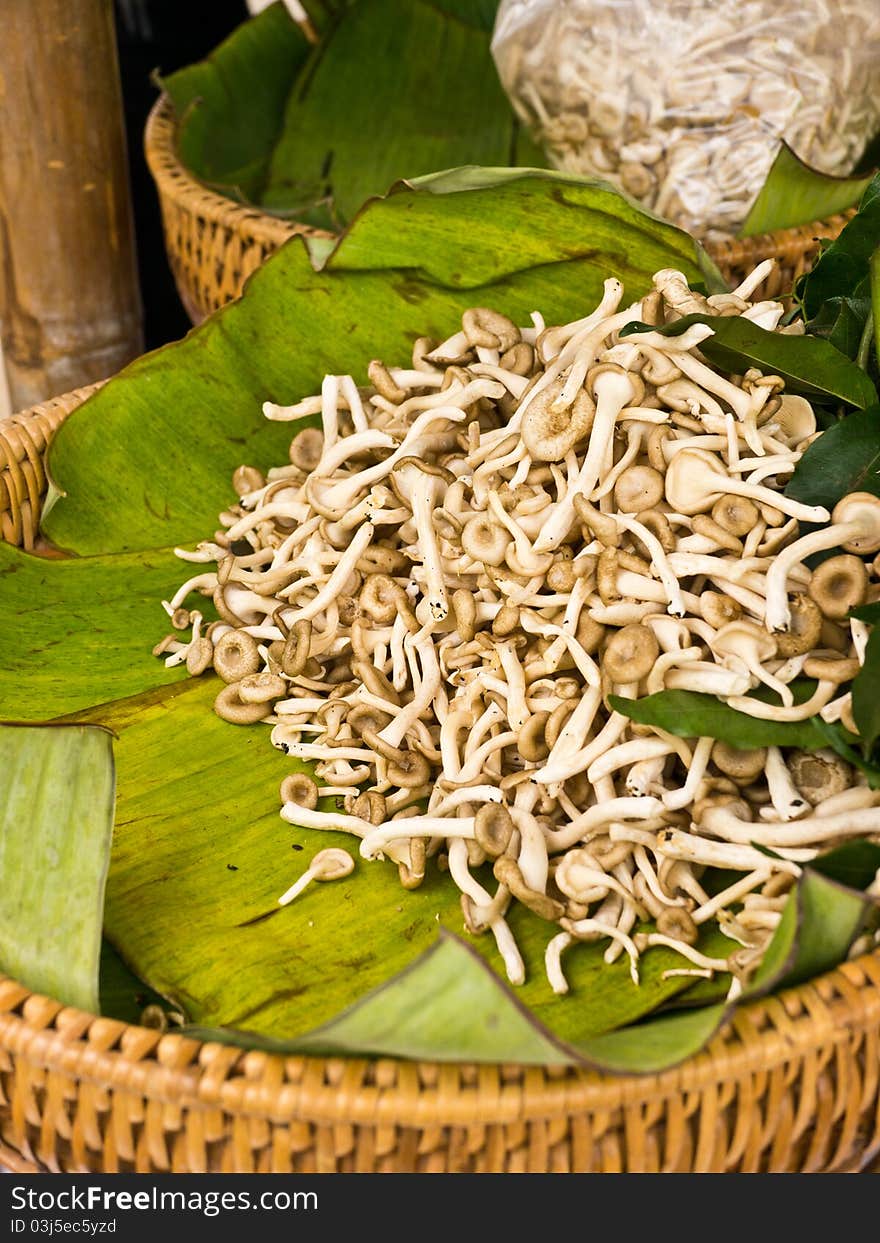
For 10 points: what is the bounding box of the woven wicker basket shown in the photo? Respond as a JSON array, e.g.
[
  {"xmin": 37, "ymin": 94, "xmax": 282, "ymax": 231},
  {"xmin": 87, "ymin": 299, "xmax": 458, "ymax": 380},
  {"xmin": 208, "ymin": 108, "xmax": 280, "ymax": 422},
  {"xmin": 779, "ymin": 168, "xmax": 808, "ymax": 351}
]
[
  {"xmin": 3, "ymin": 387, "xmax": 880, "ymax": 1173},
  {"xmin": 145, "ymin": 94, "xmax": 855, "ymax": 324}
]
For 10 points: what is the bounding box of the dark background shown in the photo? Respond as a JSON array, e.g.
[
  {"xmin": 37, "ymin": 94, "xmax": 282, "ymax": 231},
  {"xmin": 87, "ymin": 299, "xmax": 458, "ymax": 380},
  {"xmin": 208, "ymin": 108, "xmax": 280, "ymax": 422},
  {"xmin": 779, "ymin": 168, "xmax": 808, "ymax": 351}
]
[{"xmin": 115, "ymin": 0, "xmax": 250, "ymax": 350}]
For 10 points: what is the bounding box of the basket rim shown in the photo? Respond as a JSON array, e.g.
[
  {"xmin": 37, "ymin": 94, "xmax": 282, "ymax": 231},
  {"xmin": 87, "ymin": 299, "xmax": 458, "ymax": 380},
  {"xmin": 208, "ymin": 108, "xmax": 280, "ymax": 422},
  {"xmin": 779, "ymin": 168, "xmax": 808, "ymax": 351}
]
[{"xmin": 143, "ymin": 95, "xmax": 303, "ymax": 249}]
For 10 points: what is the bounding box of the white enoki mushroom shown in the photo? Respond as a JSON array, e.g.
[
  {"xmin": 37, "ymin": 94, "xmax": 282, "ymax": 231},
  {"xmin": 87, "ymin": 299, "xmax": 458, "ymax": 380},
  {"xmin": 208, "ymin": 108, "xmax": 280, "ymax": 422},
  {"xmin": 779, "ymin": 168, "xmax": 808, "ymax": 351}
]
[
  {"xmin": 161, "ymin": 261, "xmax": 879, "ymax": 997},
  {"xmin": 492, "ymin": 0, "xmax": 880, "ymax": 240}
]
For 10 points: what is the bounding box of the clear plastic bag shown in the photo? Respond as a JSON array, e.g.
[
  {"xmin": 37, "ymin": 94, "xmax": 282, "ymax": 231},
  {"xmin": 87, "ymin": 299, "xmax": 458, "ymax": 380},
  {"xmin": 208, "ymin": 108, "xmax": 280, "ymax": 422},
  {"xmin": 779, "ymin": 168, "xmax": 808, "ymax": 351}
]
[{"xmin": 492, "ymin": 0, "xmax": 880, "ymax": 239}]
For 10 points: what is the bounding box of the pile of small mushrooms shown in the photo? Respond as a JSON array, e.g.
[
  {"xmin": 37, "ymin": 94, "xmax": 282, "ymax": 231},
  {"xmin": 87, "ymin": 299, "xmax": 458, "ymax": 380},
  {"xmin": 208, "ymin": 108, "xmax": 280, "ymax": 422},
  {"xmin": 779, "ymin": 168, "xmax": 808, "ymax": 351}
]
[
  {"xmin": 157, "ymin": 258, "xmax": 880, "ymax": 998},
  {"xmin": 492, "ymin": 0, "xmax": 880, "ymax": 239}
]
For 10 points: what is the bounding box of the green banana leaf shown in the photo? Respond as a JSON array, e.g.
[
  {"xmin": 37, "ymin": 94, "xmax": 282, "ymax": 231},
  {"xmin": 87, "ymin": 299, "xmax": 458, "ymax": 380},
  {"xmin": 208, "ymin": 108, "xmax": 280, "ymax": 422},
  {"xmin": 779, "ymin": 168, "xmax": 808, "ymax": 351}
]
[
  {"xmin": 4, "ymin": 169, "xmax": 876, "ymax": 1070},
  {"xmin": 161, "ymin": 0, "xmax": 541, "ymax": 229},
  {"xmin": 0, "ymin": 724, "xmax": 115, "ymax": 1013},
  {"xmin": 740, "ymin": 141, "xmax": 874, "ymax": 238}
]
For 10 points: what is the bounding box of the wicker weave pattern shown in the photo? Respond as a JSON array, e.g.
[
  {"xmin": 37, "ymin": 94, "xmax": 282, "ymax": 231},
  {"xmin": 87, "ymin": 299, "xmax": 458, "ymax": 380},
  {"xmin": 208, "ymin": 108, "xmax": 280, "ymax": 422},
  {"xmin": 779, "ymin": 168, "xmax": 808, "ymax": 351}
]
[
  {"xmin": 1, "ymin": 955, "xmax": 880, "ymax": 1172},
  {"xmin": 143, "ymin": 99, "xmax": 322, "ymax": 325}
]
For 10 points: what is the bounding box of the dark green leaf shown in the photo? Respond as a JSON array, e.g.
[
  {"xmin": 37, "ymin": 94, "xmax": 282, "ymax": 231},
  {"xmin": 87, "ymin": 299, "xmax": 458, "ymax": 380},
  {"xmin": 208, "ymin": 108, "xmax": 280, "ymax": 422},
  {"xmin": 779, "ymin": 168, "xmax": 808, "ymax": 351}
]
[
  {"xmin": 0, "ymin": 724, "xmax": 115, "ymax": 1013},
  {"xmin": 740, "ymin": 141, "xmax": 872, "ymax": 238},
  {"xmin": 43, "ymin": 171, "xmax": 717, "ymax": 556},
  {"xmin": 160, "ymin": 2, "xmax": 321, "ymax": 204},
  {"xmin": 0, "ymin": 542, "xmax": 190, "ymax": 721},
  {"xmin": 798, "ymin": 173, "xmax": 880, "ymax": 321},
  {"xmin": 609, "ymin": 690, "xmax": 826, "ymax": 749},
  {"xmin": 621, "ymin": 313, "xmax": 877, "ymax": 409},
  {"xmin": 786, "ymin": 405, "xmax": 880, "ymax": 509},
  {"xmin": 853, "ymin": 625, "xmax": 880, "ymax": 751},
  {"xmin": 804, "ymin": 278, "xmax": 871, "ymax": 360},
  {"xmin": 99, "ymin": 940, "xmax": 167, "ymax": 1026}
]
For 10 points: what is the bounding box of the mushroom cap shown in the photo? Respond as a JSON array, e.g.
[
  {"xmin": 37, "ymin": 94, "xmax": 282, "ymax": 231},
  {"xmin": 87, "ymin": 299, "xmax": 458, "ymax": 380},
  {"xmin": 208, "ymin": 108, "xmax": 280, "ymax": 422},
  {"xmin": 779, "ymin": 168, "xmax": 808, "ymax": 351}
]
[
  {"xmin": 831, "ymin": 492, "xmax": 880, "ymax": 554},
  {"xmin": 712, "ymin": 741, "xmax": 767, "ymax": 782},
  {"xmin": 289, "ymin": 425, "xmax": 324, "ymax": 472},
  {"xmin": 774, "ymin": 594, "xmax": 823, "ymax": 657},
  {"xmin": 460, "ymin": 514, "xmax": 510, "ymax": 567},
  {"xmin": 663, "ymin": 448, "xmax": 727, "ymax": 515},
  {"xmin": 555, "ymin": 848, "xmax": 603, "ymax": 903},
  {"xmin": 462, "ymin": 307, "xmax": 520, "ymax": 353},
  {"xmin": 213, "ymin": 630, "xmax": 262, "ymax": 684},
  {"xmin": 311, "ymin": 847, "xmax": 355, "ymax": 882},
  {"xmin": 711, "ymin": 493, "xmax": 759, "ymax": 538},
  {"xmin": 655, "ymin": 906, "xmax": 699, "ymax": 946},
  {"xmin": 521, "ymin": 378, "xmax": 595, "ymax": 462},
  {"xmin": 602, "ymin": 623, "xmax": 660, "ymax": 683},
  {"xmin": 711, "ymin": 618, "xmax": 777, "ymax": 664},
  {"xmin": 808, "ymin": 553, "xmax": 868, "ymax": 620},
  {"xmin": 614, "ymin": 464, "xmax": 665, "ymax": 513},
  {"xmin": 770, "ymin": 394, "xmax": 816, "ymax": 446},
  {"xmin": 280, "ymin": 772, "xmax": 320, "ymax": 809},
  {"xmin": 802, "ymin": 652, "xmax": 861, "ymax": 684},
  {"xmin": 788, "ymin": 749, "xmax": 851, "ymax": 806},
  {"xmin": 389, "ymin": 456, "xmax": 454, "ymax": 505},
  {"xmin": 238, "ymin": 671, "xmax": 287, "ymax": 704},
  {"xmin": 359, "ymin": 573, "xmax": 403, "ymax": 624},
  {"xmin": 474, "ymin": 803, "xmax": 514, "ymax": 858}
]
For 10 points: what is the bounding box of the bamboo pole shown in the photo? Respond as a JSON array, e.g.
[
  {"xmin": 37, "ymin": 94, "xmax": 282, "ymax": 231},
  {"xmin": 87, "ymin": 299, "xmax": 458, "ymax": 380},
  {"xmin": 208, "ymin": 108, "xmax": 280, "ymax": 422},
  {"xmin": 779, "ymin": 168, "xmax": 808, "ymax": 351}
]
[{"xmin": 0, "ymin": 0, "xmax": 143, "ymax": 410}]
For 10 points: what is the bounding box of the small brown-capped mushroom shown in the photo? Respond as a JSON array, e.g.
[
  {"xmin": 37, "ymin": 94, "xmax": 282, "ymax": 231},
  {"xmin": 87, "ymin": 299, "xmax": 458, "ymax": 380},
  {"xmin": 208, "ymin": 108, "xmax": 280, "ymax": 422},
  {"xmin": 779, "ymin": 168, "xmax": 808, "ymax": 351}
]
[
  {"xmin": 186, "ymin": 633, "xmax": 214, "ymax": 676},
  {"xmin": 573, "ymin": 495, "xmax": 620, "ymax": 547},
  {"xmin": 398, "ymin": 836, "xmax": 427, "ymax": 890},
  {"xmin": 474, "ymin": 802, "xmax": 515, "ymax": 858},
  {"xmin": 788, "ymin": 749, "xmax": 852, "ymax": 806},
  {"xmin": 493, "ymin": 855, "xmax": 564, "ymax": 922},
  {"xmin": 214, "ymin": 682, "xmax": 273, "ymax": 725},
  {"xmin": 711, "ymin": 494, "xmax": 760, "ymax": 537},
  {"xmin": 802, "ymin": 652, "xmax": 860, "ymax": 684},
  {"xmin": 493, "ymin": 603, "xmax": 521, "ymax": 637},
  {"xmin": 774, "ymin": 594, "xmax": 823, "ymax": 657},
  {"xmin": 664, "ymin": 448, "xmax": 829, "ymax": 523},
  {"xmin": 614, "ymin": 464, "xmax": 665, "ymax": 513},
  {"xmin": 808, "ymin": 554, "xmax": 869, "ymax": 621},
  {"xmin": 517, "ymin": 712, "xmax": 551, "ymax": 761},
  {"xmin": 352, "ymin": 790, "xmax": 387, "ymax": 825},
  {"xmin": 239, "ymin": 671, "xmax": 287, "ymax": 704},
  {"xmin": 712, "ymin": 742, "xmax": 768, "ymax": 783},
  {"xmin": 655, "ymin": 906, "xmax": 699, "ymax": 946},
  {"xmin": 278, "ymin": 847, "xmax": 354, "ymax": 906},
  {"xmin": 213, "ymin": 630, "xmax": 261, "ymax": 683},
  {"xmin": 766, "ymin": 494, "xmax": 880, "ymax": 631},
  {"xmin": 500, "ymin": 342, "xmax": 534, "ymax": 376},
  {"xmin": 280, "ymin": 772, "xmax": 320, "ymax": 809},
  {"xmin": 602, "ymin": 624, "xmax": 660, "ymax": 684},
  {"xmin": 347, "ymin": 702, "xmax": 393, "ymax": 738},
  {"xmin": 289, "ymin": 425, "xmax": 324, "ymax": 472},
  {"xmin": 232, "ymin": 465, "xmax": 264, "ymax": 497},
  {"xmin": 359, "ymin": 573, "xmax": 407, "ymax": 624},
  {"xmin": 385, "ymin": 748, "xmax": 432, "ymax": 789},
  {"xmin": 521, "ymin": 377, "xmax": 595, "ymax": 462},
  {"xmin": 390, "ymin": 458, "xmax": 454, "ymax": 622},
  {"xmin": 451, "ymin": 588, "xmax": 478, "ymax": 641},
  {"xmin": 281, "ymin": 619, "xmax": 312, "ymax": 677},
  {"xmin": 460, "ymin": 513, "xmax": 510, "ymax": 566},
  {"xmin": 462, "ymin": 307, "xmax": 520, "ymax": 353},
  {"xmin": 368, "ymin": 359, "xmax": 406, "ymax": 404}
]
